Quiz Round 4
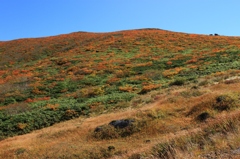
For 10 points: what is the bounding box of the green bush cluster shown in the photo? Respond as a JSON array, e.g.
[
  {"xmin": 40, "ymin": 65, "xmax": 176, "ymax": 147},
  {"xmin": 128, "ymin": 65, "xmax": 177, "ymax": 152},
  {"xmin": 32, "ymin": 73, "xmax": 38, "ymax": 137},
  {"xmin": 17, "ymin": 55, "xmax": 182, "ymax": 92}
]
[
  {"xmin": 0, "ymin": 98, "xmax": 89, "ymax": 139},
  {"xmin": 0, "ymin": 91, "xmax": 137, "ymax": 139}
]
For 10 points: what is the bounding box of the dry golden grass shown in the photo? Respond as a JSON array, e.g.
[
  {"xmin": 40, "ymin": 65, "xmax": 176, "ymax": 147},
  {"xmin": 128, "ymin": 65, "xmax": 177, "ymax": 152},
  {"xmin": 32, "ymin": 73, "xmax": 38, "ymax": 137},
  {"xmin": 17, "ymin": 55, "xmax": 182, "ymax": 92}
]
[{"xmin": 1, "ymin": 74, "xmax": 240, "ymax": 158}]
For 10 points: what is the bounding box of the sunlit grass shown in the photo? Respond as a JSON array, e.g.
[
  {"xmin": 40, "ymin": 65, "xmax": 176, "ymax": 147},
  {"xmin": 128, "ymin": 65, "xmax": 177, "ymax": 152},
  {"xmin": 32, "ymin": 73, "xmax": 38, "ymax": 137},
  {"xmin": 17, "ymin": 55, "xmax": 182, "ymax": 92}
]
[{"xmin": 1, "ymin": 29, "xmax": 240, "ymax": 158}]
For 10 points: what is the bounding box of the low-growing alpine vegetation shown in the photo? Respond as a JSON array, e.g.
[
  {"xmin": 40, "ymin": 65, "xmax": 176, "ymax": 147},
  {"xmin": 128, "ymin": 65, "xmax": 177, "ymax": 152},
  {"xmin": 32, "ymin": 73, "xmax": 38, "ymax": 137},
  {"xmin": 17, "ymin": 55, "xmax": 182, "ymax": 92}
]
[{"xmin": 1, "ymin": 29, "xmax": 240, "ymax": 158}]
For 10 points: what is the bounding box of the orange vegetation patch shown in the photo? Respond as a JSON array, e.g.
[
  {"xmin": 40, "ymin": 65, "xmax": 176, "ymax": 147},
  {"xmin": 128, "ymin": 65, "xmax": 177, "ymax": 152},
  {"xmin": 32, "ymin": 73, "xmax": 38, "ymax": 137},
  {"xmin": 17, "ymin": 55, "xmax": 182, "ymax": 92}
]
[
  {"xmin": 162, "ymin": 67, "xmax": 184, "ymax": 77},
  {"xmin": 25, "ymin": 97, "xmax": 51, "ymax": 103},
  {"xmin": 0, "ymin": 69, "xmax": 33, "ymax": 84}
]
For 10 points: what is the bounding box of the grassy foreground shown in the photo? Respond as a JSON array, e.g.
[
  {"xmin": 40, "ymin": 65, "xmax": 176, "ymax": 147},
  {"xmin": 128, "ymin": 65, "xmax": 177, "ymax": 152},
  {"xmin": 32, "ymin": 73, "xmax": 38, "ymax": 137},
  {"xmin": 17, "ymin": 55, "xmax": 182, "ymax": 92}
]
[{"xmin": 1, "ymin": 73, "xmax": 240, "ymax": 158}]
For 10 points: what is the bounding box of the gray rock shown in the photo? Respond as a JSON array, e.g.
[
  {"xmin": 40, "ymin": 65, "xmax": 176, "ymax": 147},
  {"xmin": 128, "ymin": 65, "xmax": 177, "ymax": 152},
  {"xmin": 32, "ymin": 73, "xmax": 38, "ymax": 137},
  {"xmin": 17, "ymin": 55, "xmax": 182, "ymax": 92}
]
[
  {"xmin": 109, "ymin": 119, "xmax": 135, "ymax": 129},
  {"xmin": 94, "ymin": 126, "xmax": 103, "ymax": 132}
]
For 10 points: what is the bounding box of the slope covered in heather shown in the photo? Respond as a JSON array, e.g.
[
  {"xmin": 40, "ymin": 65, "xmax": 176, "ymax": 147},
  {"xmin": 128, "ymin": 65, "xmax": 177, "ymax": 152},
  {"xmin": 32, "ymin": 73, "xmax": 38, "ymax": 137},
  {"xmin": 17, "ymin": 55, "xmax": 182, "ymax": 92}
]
[{"xmin": 1, "ymin": 29, "xmax": 240, "ymax": 158}]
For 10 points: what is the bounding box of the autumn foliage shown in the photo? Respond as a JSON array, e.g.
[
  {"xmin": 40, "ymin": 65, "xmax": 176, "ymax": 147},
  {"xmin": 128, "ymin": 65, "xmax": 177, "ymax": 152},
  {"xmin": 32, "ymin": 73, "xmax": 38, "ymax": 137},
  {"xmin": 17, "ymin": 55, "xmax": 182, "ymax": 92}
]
[{"xmin": 0, "ymin": 28, "xmax": 240, "ymax": 139}]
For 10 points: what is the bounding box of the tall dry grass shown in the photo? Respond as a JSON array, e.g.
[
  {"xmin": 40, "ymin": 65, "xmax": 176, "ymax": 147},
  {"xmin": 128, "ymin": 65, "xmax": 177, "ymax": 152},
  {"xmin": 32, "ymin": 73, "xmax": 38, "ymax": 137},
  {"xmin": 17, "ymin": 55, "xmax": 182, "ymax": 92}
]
[{"xmin": 0, "ymin": 76, "xmax": 240, "ymax": 158}]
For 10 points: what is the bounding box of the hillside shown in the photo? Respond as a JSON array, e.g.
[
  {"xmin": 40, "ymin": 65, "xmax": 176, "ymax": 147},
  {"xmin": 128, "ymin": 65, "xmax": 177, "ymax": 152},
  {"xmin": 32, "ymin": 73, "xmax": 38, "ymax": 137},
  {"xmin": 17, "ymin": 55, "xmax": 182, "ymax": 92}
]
[{"xmin": 0, "ymin": 29, "xmax": 240, "ymax": 158}]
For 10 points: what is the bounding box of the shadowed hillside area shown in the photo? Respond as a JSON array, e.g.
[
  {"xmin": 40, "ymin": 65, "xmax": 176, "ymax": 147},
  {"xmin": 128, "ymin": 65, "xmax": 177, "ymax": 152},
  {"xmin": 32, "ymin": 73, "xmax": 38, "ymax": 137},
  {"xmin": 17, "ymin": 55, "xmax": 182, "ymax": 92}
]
[{"xmin": 1, "ymin": 29, "xmax": 240, "ymax": 158}]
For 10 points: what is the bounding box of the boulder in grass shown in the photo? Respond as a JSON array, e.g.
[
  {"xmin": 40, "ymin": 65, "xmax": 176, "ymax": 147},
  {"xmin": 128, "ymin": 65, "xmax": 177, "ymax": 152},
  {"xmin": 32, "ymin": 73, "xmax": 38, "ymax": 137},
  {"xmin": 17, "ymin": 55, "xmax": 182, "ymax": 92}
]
[
  {"xmin": 93, "ymin": 119, "xmax": 141, "ymax": 139},
  {"xmin": 109, "ymin": 119, "xmax": 135, "ymax": 129},
  {"xmin": 94, "ymin": 119, "xmax": 135, "ymax": 133}
]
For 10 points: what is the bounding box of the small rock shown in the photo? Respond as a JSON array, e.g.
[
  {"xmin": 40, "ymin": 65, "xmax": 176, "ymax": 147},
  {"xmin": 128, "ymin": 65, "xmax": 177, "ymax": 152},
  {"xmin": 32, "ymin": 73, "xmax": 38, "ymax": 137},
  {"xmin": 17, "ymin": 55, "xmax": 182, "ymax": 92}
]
[
  {"xmin": 108, "ymin": 146, "xmax": 115, "ymax": 151},
  {"xmin": 94, "ymin": 126, "xmax": 103, "ymax": 132}
]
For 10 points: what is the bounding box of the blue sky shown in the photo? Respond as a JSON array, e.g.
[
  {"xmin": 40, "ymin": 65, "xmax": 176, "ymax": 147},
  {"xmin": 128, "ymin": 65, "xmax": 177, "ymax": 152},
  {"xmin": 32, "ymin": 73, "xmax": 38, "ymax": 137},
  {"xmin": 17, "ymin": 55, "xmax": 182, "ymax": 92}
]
[{"xmin": 1, "ymin": 0, "xmax": 240, "ymax": 41}]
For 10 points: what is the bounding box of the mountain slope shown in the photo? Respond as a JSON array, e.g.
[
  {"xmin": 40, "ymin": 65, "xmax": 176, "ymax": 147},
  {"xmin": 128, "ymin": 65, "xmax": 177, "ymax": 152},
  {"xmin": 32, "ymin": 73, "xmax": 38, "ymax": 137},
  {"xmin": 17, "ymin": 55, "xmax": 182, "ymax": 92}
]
[{"xmin": 0, "ymin": 28, "xmax": 240, "ymax": 158}]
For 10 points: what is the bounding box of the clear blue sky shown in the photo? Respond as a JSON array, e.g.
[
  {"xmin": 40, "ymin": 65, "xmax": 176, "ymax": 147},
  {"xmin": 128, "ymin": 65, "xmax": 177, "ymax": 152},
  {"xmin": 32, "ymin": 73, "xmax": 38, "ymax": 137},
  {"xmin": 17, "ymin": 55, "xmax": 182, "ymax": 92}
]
[{"xmin": 1, "ymin": 0, "xmax": 240, "ymax": 41}]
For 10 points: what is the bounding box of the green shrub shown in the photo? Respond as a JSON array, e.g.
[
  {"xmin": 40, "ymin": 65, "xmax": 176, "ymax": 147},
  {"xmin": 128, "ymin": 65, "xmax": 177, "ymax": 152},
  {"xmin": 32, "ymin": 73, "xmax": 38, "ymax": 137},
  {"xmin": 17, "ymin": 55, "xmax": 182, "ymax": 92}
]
[
  {"xmin": 170, "ymin": 78, "xmax": 186, "ymax": 86},
  {"xmin": 129, "ymin": 153, "xmax": 142, "ymax": 159},
  {"xmin": 196, "ymin": 112, "xmax": 210, "ymax": 122},
  {"xmin": 187, "ymin": 93, "xmax": 239, "ymax": 118},
  {"xmin": 214, "ymin": 94, "xmax": 237, "ymax": 111},
  {"xmin": 93, "ymin": 125, "xmax": 119, "ymax": 140},
  {"xmin": 93, "ymin": 119, "xmax": 142, "ymax": 140},
  {"xmin": 15, "ymin": 148, "xmax": 26, "ymax": 155},
  {"xmin": 0, "ymin": 99, "xmax": 90, "ymax": 138}
]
